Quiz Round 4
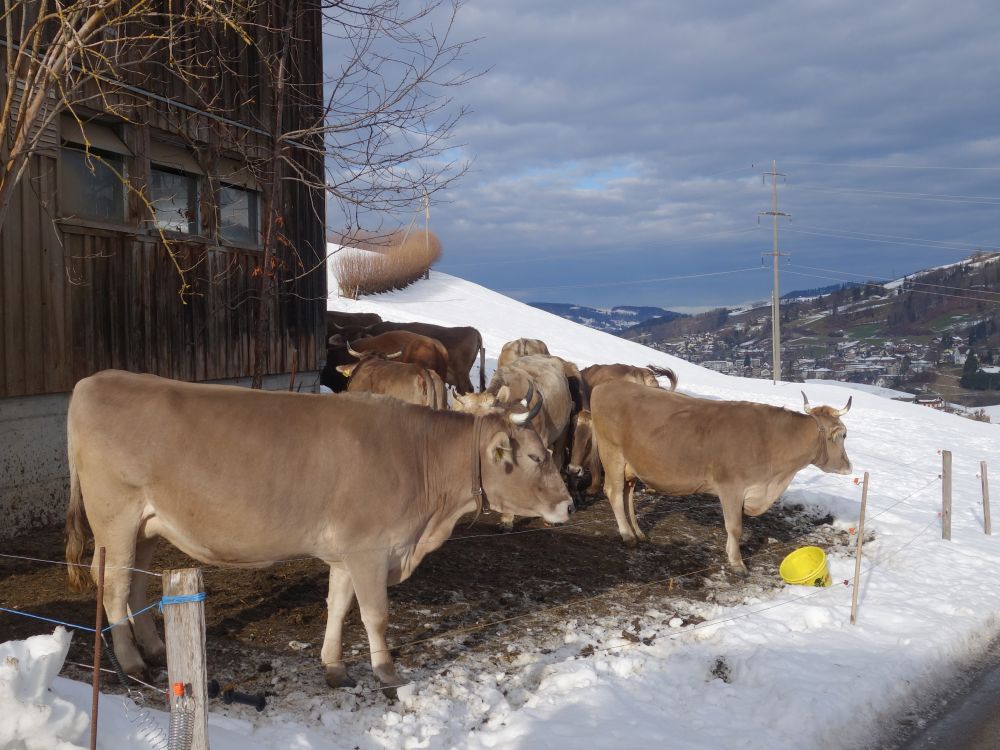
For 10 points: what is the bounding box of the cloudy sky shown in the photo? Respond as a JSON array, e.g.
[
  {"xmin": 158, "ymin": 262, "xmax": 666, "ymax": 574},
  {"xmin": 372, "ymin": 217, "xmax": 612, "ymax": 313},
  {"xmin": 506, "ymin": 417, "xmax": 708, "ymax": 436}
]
[{"xmin": 346, "ymin": 0, "xmax": 1000, "ymax": 312}]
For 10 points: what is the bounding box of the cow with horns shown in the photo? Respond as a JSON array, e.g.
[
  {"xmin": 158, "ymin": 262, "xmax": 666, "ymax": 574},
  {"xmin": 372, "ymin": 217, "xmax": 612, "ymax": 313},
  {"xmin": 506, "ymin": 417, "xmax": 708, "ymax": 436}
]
[
  {"xmin": 64, "ymin": 370, "xmax": 574, "ymax": 692},
  {"xmin": 590, "ymin": 382, "xmax": 852, "ymax": 573}
]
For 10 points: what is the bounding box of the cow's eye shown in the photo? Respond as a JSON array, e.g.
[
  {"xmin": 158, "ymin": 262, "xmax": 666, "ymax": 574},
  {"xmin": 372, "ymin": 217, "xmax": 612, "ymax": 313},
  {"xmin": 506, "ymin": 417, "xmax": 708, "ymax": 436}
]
[{"xmin": 528, "ymin": 454, "xmax": 542, "ymax": 464}]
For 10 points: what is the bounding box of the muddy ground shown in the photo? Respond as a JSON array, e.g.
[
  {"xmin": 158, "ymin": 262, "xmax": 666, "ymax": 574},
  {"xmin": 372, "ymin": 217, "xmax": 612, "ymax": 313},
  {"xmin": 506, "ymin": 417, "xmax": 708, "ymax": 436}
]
[{"xmin": 0, "ymin": 489, "xmax": 851, "ymax": 711}]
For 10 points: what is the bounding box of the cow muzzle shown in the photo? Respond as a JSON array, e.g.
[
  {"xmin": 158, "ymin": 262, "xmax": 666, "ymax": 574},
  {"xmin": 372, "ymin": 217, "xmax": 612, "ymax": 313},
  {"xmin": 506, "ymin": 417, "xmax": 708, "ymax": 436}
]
[{"xmin": 543, "ymin": 500, "xmax": 573, "ymax": 525}]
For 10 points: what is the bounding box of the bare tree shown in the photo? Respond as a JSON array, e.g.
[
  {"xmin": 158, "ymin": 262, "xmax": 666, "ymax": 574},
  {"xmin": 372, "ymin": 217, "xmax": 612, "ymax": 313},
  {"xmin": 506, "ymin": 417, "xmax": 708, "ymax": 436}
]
[
  {"xmin": 250, "ymin": 0, "xmax": 475, "ymax": 385},
  {"xmin": 1, "ymin": 0, "xmax": 473, "ymax": 387}
]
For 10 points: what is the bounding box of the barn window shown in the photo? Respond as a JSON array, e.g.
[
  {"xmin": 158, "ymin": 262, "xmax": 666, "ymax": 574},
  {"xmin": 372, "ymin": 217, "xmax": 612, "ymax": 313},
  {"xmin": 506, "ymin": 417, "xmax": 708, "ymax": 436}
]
[
  {"xmin": 149, "ymin": 141, "xmax": 202, "ymax": 234},
  {"xmin": 216, "ymin": 159, "xmax": 261, "ymax": 247},
  {"xmin": 60, "ymin": 117, "xmax": 130, "ymax": 223}
]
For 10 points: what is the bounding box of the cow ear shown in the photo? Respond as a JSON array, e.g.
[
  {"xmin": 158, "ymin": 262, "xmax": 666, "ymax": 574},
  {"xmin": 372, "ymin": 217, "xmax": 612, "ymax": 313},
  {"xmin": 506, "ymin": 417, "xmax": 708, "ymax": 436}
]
[
  {"xmin": 489, "ymin": 432, "xmax": 514, "ymax": 465},
  {"xmin": 336, "ymin": 365, "xmax": 354, "ymax": 377},
  {"xmin": 497, "ymin": 385, "xmax": 511, "ymax": 403}
]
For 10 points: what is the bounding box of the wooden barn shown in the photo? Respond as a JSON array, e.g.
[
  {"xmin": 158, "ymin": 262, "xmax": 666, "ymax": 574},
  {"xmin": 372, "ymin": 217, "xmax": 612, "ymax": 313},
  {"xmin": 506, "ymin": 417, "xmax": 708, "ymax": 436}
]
[{"xmin": 0, "ymin": 1, "xmax": 326, "ymax": 536}]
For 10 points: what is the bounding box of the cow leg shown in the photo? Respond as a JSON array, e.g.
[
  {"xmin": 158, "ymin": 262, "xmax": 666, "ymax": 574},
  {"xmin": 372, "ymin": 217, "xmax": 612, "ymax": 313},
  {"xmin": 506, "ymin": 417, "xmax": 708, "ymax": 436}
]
[
  {"xmin": 625, "ymin": 478, "xmax": 649, "ymax": 543},
  {"xmin": 603, "ymin": 454, "xmax": 639, "ymax": 547},
  {"xmin": 322, "ymin": 565, "xmax": 357, "ymax": 689},
  {"xmin": 345, "ymin": 556, "xmax": 401, "ymax": 693},
  {"xmin": 129, "ymin": 535, "xmax": 165, "ymax": 667},
  {"xmin": 719, "ymin": 492, "xmax": 748, "ymax": 575},
  {"xmin": 96, "ymin": 535, "xmax": 146, "ymax": 677},
  {"xmin": 499, "ymin": 513, "xmax": 515, "ymax": 532}
]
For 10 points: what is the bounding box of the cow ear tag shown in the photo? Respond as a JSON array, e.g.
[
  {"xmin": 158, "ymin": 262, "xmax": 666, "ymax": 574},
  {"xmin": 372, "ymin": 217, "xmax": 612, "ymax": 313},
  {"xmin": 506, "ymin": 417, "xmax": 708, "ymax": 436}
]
[{"xmin": 336, "ymin": 365, "xmax": 354, "ymax": 377}]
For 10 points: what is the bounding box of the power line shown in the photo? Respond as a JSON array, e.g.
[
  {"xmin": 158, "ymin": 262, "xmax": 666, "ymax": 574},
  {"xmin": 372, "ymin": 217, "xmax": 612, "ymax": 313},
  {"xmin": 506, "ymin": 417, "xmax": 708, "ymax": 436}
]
[
  {"xmin": 782, "ymin": 160, "xmax": 1000, "ymax": 172},
  {"xmin": 791, "ymin": 184, "xmax": 1000, "ymax": 207},
  {"xmin": 497, "ymin": 266, "xmax": 767, "ymax": 294},
  {"xmin": 790, "ymin": 224, "xmax": 1000, "ymax": 254},
  {"xmin": 784, "ymin": 226, "xmax": 1000, "ymax": 254},
  {"xmin": 784, "ymin": 267, "xmax": 1000, "ymax": 305},
  {"xmin": 443, "ymin": 227, "xmax": 759, "ymax": 269},
  {"xmin": 793, "ymin": 263, "xmax": 1000, "ymax": 300}
]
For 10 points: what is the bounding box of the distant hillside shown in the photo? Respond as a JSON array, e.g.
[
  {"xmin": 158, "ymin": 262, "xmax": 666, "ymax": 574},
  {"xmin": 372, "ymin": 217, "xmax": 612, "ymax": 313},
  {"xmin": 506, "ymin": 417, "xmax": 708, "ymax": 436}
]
[
  {"xmin": 782, "ymin": 282, "xmax": 867, "ymax": 300},
  {"xmin": 528, "ymin": 302, "xmax": 685, "ymax": 333}
]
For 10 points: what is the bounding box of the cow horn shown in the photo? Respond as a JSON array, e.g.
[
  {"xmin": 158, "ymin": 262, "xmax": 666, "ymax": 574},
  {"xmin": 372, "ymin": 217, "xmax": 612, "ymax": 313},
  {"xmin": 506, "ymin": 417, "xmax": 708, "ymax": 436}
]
[
  {"xmin": 833, "ymin": 396, "xmax": 853, "ymax": 417},
  {"xmin": 520, "ymin": 381, "xmax": 535, "ymax": 407},
  {"xmin": 510, "ymin": 386, "xmax": 543, "ymax": 425},
  {"xmin": 346, "ymin": 341, "xmax": 363, "ymax": 358},
  {"xmin": 387, "ymin": 349, "xmax": 403, "ymax": 359},
  {"xmin": 801, "ymin": 391, "xmax": 812, "ymax": 414}
]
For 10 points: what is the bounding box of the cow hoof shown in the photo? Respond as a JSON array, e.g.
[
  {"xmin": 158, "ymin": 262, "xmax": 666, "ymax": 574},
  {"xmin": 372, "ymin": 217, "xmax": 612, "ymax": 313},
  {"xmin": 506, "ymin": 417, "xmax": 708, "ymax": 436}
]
[
  {"xmin": 324, "ymin": 666, "xmax": 357, "ymax": 689},
  {"xmin": 730, "ymin": 566, "xmax": 749, "ymax": 578},
  {"xmin": 499, "ymin": 523, "xmax": 514, "ymax": 533},
  {"xmin": 143, "ymin": 645, "xmax": 167, "ymax": 668},
  {"xmin": 381, "ymin": 684, "xmax": 399, "ymax": 702},
  {"xmin": 622, "ymin": 537, "xmax": 639, "ymax": 549}
]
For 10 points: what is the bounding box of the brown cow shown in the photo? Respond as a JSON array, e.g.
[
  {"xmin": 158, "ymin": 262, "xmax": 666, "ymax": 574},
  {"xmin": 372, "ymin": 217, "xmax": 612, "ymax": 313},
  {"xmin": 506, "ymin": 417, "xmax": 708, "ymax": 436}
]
[
  {"xmin": 364, "ymin": 322, "xmax": 483, "ymax": 393},
  {"xmin": 65, "ymin": 371, "xmax": 573, "ymax": 690},
  {"xmin": 349, "ymin": 331, "xmax": 449, "ymax": 384},
  {"xmin": 570, "ymin": 364, "xmax": 678, "ymax": 494},
  {"xmin": 498, "ymin": 338, "xmax": 550, "ymax": 369},
  {"xmin": 591, "ymin": 382, "xmax": 852, "ymax": 573},
  {"xmin": 454, "ymin": 354, "xmax": 575, "ymax": 529},
  {"xmin": 339, "ymin": 352, "xmax": 447, "ymax": 409}
]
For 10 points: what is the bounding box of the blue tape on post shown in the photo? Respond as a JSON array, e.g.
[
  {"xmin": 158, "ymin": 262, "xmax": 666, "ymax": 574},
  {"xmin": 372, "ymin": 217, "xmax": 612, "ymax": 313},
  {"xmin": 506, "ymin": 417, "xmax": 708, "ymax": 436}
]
[{"xmin": 158, "ymin": 592, "xmax": 206, "ymax": 612}]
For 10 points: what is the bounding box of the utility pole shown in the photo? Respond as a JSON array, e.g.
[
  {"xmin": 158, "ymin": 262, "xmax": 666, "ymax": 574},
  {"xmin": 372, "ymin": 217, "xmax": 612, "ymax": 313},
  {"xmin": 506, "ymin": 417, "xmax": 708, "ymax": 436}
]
[{"xmin": 760, "ymin": 160, "xmax": 788, "ymax": 385}]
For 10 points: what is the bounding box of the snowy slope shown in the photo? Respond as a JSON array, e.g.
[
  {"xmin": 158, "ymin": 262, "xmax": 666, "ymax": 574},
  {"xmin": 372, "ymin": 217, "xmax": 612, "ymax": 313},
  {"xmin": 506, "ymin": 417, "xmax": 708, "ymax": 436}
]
[{"xmin": 8, "ymin": 266, "xmax": 1000, "ymax": 750}]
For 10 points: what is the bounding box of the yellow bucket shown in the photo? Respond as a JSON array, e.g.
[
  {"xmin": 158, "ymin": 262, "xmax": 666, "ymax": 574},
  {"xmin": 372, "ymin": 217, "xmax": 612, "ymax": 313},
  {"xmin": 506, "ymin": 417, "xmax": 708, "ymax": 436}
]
[{"xmin": 779, "ymin": 546, "xmax": 831, "ymax": 587}]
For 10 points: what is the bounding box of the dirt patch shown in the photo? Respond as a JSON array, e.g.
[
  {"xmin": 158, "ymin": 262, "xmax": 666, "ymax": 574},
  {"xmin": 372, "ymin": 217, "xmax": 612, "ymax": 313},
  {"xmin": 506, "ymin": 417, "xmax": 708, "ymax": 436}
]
[{"xmin": 0, "ymin": 489, "xmax": 851, "ymax": 710}]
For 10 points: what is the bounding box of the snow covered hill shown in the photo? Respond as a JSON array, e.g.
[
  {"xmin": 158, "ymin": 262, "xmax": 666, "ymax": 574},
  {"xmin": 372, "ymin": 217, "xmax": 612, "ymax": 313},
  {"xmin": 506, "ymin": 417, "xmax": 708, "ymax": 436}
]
[{"xmin": 7, "ymin": 267, "xmax": 1000, "ymax": 749}]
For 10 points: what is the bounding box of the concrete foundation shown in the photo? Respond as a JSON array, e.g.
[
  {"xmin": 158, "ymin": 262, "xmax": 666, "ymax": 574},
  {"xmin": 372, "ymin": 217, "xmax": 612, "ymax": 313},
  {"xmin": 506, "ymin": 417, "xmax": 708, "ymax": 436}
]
[{"xmin": 0, "ymin": 371, "xmax": 320, "ymax": 539}]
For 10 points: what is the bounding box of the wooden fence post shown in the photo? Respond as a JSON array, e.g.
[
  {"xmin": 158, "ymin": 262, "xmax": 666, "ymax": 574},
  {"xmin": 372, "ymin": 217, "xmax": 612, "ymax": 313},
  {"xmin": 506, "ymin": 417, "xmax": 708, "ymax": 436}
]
[
  {"xmin": 942, "ymin": 450, "xmax": 952, "ymax": 541},
  {"xmin": 163, "ymin": 568, "xmax": 209, "ymax": 750},
  {"xmin": 850, "ymin": 473, "xmax": 869, "ymax": 625},
  {"xmin": 983, "ymin": 461, "xmax": 992, "ymax": 536}
]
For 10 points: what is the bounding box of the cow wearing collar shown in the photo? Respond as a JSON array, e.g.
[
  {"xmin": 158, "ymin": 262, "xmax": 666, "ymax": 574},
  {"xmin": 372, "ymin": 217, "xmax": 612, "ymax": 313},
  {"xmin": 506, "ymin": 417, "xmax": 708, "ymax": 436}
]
[
  {"xmin": 590, "ymin": 381, "xmax": 852, "ymax": 573},
  {"xmin": 65, "ymin": 371, "xmax": 573, "ymax": 691}
]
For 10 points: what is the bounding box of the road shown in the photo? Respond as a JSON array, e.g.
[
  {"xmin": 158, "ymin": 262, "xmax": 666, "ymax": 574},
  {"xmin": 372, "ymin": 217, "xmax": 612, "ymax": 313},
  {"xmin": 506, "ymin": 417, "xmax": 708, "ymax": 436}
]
[{"xmin": 900, "ymin": 637, "xmax": 1000, "ymax": 750}]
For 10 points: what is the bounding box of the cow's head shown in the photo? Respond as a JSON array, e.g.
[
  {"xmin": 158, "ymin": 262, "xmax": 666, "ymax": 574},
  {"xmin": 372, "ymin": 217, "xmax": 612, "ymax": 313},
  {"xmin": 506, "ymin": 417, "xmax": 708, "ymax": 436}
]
[
  {"xmin": 802, "ymin": 392, "xmax": 852, "ymax": 474},
  {"xmin": 479, "ymin": 412, "xmax": 574, "ymax": 525},
  {"xmin": 452, "ymin": 382, "xmax": 542, "ymax": 424},
  {"xmin": 336, "ymin": 345, "xmax": 402, "ymax": 378}
]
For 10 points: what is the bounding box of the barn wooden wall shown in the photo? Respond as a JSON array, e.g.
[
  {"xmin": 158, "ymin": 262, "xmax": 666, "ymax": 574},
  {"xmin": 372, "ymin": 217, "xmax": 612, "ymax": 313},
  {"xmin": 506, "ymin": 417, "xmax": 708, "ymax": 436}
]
[{"xmin": 0, "ymin": 0, "xmax": 326, "ymax": 398}]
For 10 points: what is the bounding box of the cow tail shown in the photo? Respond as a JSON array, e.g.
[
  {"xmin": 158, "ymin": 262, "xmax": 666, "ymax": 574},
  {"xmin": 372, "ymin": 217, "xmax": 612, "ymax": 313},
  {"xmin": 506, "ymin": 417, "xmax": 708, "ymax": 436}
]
[
  {"xmin": 64, "ymin": 430, "xmax": 93, "ymax": 593},
  {"xmin": 477, "ymin": 331, "xmax": 486, "ymax": 392},
  {"xmin": 419, "ymin": 371, "xmax": 433, "ymax": 409},
  {"xmin": 646, "ymin": 365, "xmax": 678, "ymax": 392}
]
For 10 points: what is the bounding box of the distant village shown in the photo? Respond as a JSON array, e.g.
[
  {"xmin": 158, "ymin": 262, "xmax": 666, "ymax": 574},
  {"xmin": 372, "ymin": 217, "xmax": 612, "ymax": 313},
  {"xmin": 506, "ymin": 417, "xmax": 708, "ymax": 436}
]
[{"xmin": 638, "ymin": 315, "xmax": 998, "ymax": 413}]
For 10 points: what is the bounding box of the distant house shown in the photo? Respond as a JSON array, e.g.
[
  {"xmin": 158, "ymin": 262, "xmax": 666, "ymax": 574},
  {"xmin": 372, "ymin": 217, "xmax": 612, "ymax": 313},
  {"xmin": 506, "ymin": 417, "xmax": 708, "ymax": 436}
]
[{"xmin": 915, "ymin": 396, "xmax": 945, "ymax": 409}]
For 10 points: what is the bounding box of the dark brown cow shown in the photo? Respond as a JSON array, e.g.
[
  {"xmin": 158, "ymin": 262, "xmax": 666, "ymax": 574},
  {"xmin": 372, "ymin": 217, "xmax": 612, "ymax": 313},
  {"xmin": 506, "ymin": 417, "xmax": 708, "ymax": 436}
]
[
  {"xmin": 570, "ymin": 364, "xmax": 678, "ymax": 494},
  {"xmin": 498, "ymin": 338, "xmax": 550, "ymax": 369},
  {"xmin": 339, "ymin": 352, "xmax": 447, "ymax": 409},
  {"xmin": 364, "ymin": 322, "xmax": 483, "ymax": 393},
  {"xmin": 65, "ymin": 371, "xmax": 573, "ymax": 690},
  {"xmin": 349, "ymin": 331, "xmax": 449, "ymax": 384},
  {"xmin": 591, "ymin": 382, "xmax": 852, "ymax": 572},
  {"xmin": 326, "ymin": 310, "xmax": 382, "ymax": 341}
]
